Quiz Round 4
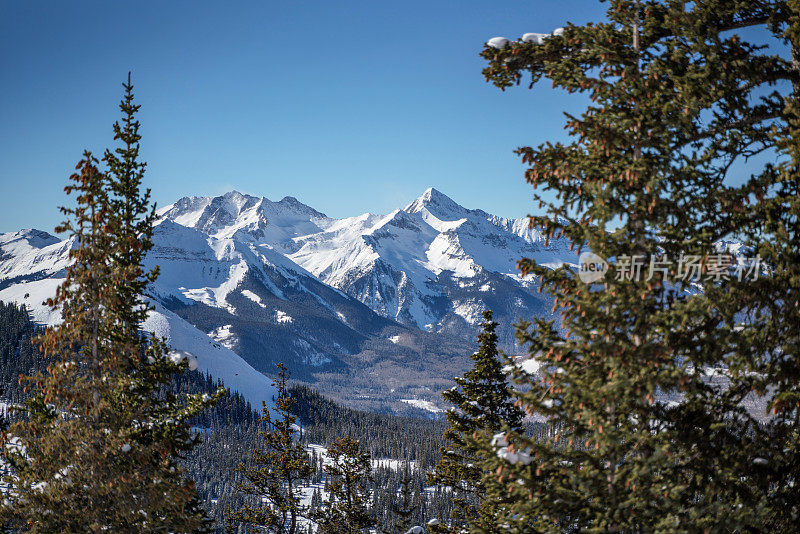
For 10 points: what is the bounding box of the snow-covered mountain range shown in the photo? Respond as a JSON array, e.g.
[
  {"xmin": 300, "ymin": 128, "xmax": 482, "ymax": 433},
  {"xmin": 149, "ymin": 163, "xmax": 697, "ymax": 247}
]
[
  {"xmin": 159, "ymin": 189, "xmax": 567, "ymax": 345},
  {"xmin": 0, "ymin": 189, "xmax": 575, "ymax": 414}
]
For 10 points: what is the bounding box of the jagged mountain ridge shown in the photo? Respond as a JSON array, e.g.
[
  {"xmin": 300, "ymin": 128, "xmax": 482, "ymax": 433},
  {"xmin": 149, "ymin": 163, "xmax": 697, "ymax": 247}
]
[
  {"xmin": 143, "ymin": 219, "xmax": 457, "ymax": 380},
  {"xmin": 160, "ymin": 188, "xmax": 570, "ymax": 348},
  {"xmin": 0, "ymin": 189, "xmax": 576, "ymax": 415},
  {"xmin": 0, "ymin": 219, "xmax": 477, "ymax": 415},
  {"xmin": 0, "ymin": 229, "xmax": 280, "ymax": 411}
]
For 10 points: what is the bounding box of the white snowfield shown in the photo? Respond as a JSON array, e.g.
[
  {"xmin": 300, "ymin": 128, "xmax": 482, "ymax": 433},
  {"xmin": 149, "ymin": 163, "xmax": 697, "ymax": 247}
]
[
  {"xmin": 208, "ymin": 324, "xmax": 237, "ymax": 350},
  {"xmin": 275, "ymin": 310, "xmax": 293, "ymax": 324},
  {"xmin": 0, "ymin": 277, "xmax": 64, "ymax": 326},
  {"xmin": 241, "ymin": 289, "xmax": 265, "ymax": 307}
]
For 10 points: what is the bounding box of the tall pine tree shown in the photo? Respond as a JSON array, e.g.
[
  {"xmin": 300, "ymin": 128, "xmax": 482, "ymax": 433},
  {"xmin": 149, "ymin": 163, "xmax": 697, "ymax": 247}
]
[
  {"xmin": 102, "ymin": 72, "xmax": 159, "ymax": 345},
  {"xmin": 229, "ymin": 363, "xmax": 313, "ymax": 534},
  {"xmin": 312, "ymin": 436, "xmax": 374, "ymax": 534},
  {"xmin": 476, "ymin": 1, "xmax": 799, "ymax": 531},
  {"xmin": 428, "ymin": 310, "xmax": 523, "ymax": 532},
  {"xmin": 1, "ymin": 77, "xmax": 220, "ymax": 533}
]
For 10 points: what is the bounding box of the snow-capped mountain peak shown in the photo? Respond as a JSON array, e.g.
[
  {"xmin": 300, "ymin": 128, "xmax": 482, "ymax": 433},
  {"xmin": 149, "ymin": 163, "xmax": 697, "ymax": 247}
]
[
  {"xmin": 276, "ymin": 188, "xmax": 563, "ymax": 338},
  {"xmin": 404, "ymin": 187, "xmax": 472, "ymax": 221},
  {"xmin": 159, "ymin": 191, "xmax": 329, "ymax": 248},
  {"xmin": 0, "ymin": 228, "xmax": 61, "ymax": 251}
]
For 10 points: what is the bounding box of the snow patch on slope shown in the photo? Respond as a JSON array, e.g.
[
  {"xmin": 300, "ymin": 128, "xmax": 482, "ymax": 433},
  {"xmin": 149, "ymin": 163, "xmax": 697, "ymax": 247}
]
[
  {"xmin": 209, "ymin": 324, "xmax": 237, "ymax": 350},
  {"xmin": 0, "ymin": 231, "xmax": 72, "ymax": 282},
  {"xmin": 452, "ymin": 299, "xmax": 485, "ymax": 325},
  {"xmin": 241, "ymin": 289, "xmax": 266, "ymax": 308},
  {"xmin": 143, "ymin": 304, "xmax": 276, "ymax": 410},
  {"xmin": 400, "ymin": 398, "xmax": 443, "ymax": 414},
  {"xmin": 275, "ymin": 310, "xmax": 293, "ymax": 324},
  {"xmin": 0, "ymin": 278, "xmax": 64, "ymax": 325}
]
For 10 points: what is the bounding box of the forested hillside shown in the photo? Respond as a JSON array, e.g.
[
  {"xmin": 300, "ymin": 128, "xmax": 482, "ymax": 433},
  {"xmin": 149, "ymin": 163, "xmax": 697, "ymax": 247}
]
[{"xmin": 0, "ymin": 301, "xmax": 460, "ymax": 530}]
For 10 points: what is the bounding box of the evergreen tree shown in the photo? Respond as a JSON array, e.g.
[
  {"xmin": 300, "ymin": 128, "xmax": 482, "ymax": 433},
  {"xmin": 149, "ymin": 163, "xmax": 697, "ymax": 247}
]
[
  {"xmin": 310, "ymin": 487, "xmax": 323, "ymax": 514},
  {"xmin": 312, "ymin": 436, "xmax": 374, "ymax": 534},
  {"xmin": 476, "ymin": 1, "xmax": 799, "ymax": 531},
  {"xmin": 0, "ymin": 78, "xmax": 219, "ymax": 533},
  {"xmin": 0, "ymin": 387, "xmax": 8, "ymax": 534},
  {"xmin": 723, "ymin": 4, "xmax": 800, "ymax": 528},
  {"xmin": 102, "ymin": 72, "xmax": 159, "ymax": 342},
  {"xmin": 229, "ymin": 363, "xmax": 313, "ymax": 534},
  {"xmin": 382, "ymin": 466, "xmax": 414, "ymax": 534},
  {"xmin": 428, "ymin": 310, "xmax": 523, "ymax": 532}
]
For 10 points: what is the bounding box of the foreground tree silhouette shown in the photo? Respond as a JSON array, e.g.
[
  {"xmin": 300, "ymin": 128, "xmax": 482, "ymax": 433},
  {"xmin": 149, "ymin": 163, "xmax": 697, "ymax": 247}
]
[
  {"xmin": 428, "ymin": 310, "xmax": 522, "ymax": 532},
  {"xmin": 476, "ymin": 1, "xmax": 800, "ymax": 531},
  {"xmin": 0, "ymin": 77, "xmax": 219, "ymax": 533},
  {"xmin": 229, "ymin": 363, "xmax": 313, "ymax": 534},
  {"xmin": 312, "ymin": 436, "xmax": 374, "ymax": 534}
]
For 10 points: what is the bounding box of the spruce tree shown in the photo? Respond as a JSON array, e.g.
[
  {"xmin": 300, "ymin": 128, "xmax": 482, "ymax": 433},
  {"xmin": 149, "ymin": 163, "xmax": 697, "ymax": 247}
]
[
  {"xmin": 722, "ymin": 4, "xmax": 800, "ymax": 528},
  {"xmin": 383, "ymin": 467, "xmax": 414, "ymax": 534},
  {"xmin": 475, "ymin": 1, "xmax": 799, "ymax": 531},
  {"xmin": 312, "ymin": 436, "xmax": 374, "ymax": 534},
  {"xmin": 229, "ymin": 363, "xmax": 313, "ymax": 534},
  {"xmin": 0, "ymin": 387, "xmax": 8, "ymax": 534},
  {"xmin": 428, "ymin": 310, "xmax": 523, "ymax": 532},
  {"xmin": 1, "ymin": 78, "xmax": 219, "ymax": 533},
  {"xmin": 102, "ymin": 72, "xmax": 159, "ymax": 342}
]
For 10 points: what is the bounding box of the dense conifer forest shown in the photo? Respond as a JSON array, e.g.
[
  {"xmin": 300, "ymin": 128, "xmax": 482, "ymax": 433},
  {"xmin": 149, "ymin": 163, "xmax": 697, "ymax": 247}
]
[
  {"xmin": 0, "ymin": 300, "xmax": 559, "ymax": 531},
  {"xmin": 0, "ymin": 301, "xmax": 461, "ymax": 530}
]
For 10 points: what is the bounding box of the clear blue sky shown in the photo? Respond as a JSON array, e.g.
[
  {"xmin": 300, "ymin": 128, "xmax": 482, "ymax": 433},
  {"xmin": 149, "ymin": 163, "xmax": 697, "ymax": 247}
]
[{"xmin": 0, "ymin": 0, "xmax": 612, "ymax": 232}]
